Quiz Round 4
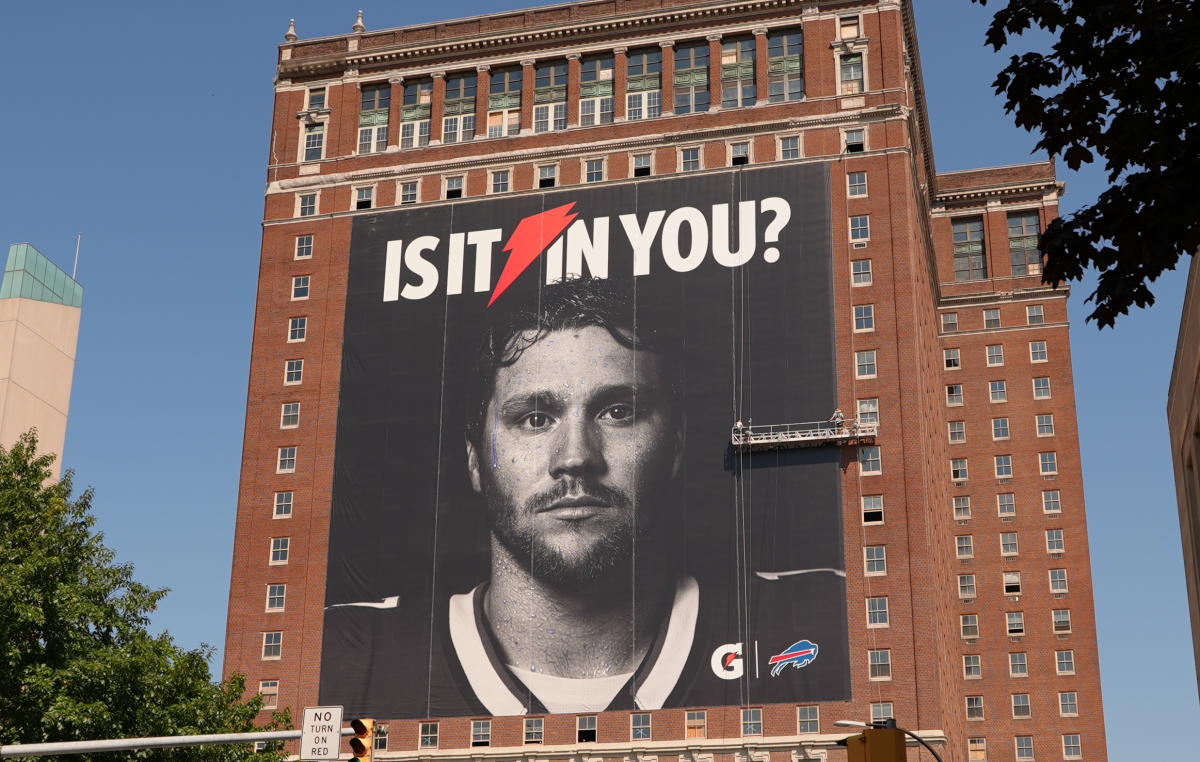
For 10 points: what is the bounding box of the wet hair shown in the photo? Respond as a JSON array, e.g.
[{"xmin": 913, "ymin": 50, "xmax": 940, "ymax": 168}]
[{"xmin": 464, "ymin": 276, "xmax": 678, "ymax": 446}]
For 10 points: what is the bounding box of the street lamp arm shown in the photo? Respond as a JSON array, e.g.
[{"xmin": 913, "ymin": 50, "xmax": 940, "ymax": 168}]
[{"xmin": 898, "ymin": 727, "xmax": 943, "ymax": 762}]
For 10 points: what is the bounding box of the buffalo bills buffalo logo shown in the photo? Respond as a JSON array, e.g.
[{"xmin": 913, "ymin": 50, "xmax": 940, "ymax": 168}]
[{"xmin": 768, "ymin": 640, "xmax": 819, "ymax": 677}]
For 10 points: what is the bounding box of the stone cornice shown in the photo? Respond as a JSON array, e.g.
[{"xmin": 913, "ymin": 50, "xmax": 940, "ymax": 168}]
[{"xmin": 934, "ymin": 180, "xmax": 1063, "ymax": 205}]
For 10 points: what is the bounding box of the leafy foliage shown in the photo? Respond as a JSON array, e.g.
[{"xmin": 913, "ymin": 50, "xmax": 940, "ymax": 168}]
[
  {"xmin": 972, "ymin": 0, "xmax": 1199, "ymax": 326},
  {"xmin": 0, "ymin": 432, "xmax": 289, "ymax": 761}
]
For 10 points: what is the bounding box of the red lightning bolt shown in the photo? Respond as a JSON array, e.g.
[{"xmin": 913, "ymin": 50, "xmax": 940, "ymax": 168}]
[{"xmin": 488, "ymin": 202, "xmax": 579, "ymax": 307}]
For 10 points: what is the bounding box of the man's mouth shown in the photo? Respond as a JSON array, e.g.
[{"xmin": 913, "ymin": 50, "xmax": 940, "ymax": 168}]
[{"xmin": 539, "ymin": 495, "xmax": 611, "ymax": 519}]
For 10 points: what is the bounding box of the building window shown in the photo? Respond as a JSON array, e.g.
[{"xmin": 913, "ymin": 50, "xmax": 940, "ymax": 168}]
[
  {"xmin": 284, "ymin": 359, "xmax": 303, "ymax": 385},
  {"xmin": 399, "ymin": 181, "xmax": 418, "ymax": 204},
  {"xmin": 443, "ymin": 73, "xmax": 478, "ymax": 142},
  {"xmin": 942, "ymin": 312, "xmax": 960, "ymax": 332},
  {"xmin": 488, "ymin": 67, "xmax": 523, "ymax": 137},
  {"xmin": 681, "ymin": 146, "xmax": 701, "ymax": 171},
  {"xmin": 862, "ymin": 494, "xmax": 884, "ymax": 524},
  {"xmin": 399, "ymin": 86, "xmax": 431, "ymax": 149},
  {"xmin": 963, "ymin": 654, "xmax": 982, "ymax": 678},
  {"xmin": 864, "ymin": 545, "xmax": 886, "ymax": 575},
  {"xmin": 490, "ymin": 170, "xmax": 510, "ymax": 194},
  {"xmin": 359, "ymin": 82, "xmax": 392, "ymax": 154},
  {"xmin": 1033, "ymin": 376, "xmax": 1052, "ymax": 398},
  {"xmin": 1009, "ymin": 651, "xmax": 1029, "ymax": 677},
  {"xmin": 580, "ymin": 54, "xmax": 616, "ymax": 125},
  {"xmin": 954, "ymin": 496, "xmax": 972, "ymax": 520},
  {"xmin": 354, "ymin": 186, "xmax": 374, "ymax": 210},
  {"xmin": 1046, "ymin": 528, "xmax": 1066, "ymax": 553},
  {"xmin": 298, "ymin": 193, "xmax": 317, "ymax": 217},
  {"xmin": 961, "ymin": 613, "xmax": 979, "ymax": 638},
  {"xmin": 852, "ymin": 259, "xmax": 873, "ymax": 285},
  {"xmin": 850, "ymin": 215, "xmax": 871, "ymax": 241},
  {"xmin": 1015, "ymin": 736, "xmax": 1035, "ymax": 760},
  {"xmin": 1009, "ymin": 211, "xmax": 1042, "ymax": 275},
  {"xmin": 982, "ymin": 310, "xmax": 1002, "ymax": 331},
  {"xmin": 968, "ymin": 738, "xmax": 987, "ymax": 762},
  {"xmin": 270, "ymin": 537, "xmax": 290, "ymax": 564},
  {"xmin": 1007, "ymin": 611, "xmax": 1025, "ymax": 636},
  {"xmin": 995, "ymin": 454, "xmax": 1014, "ymax": 477},
  {"xmin": 948, "ymin": 420, "xmax": 966, "ymax": 443},
  {"xmin": 686, "ymin": 710, "xmax": 707, "ymax": 738},
  {"xmin": 1043, "ymin": 490, "xmax": 1062, "ymax": 513},
  {"xmin": 853, "ymin": 304, "xmax": 875, "ymax": 331},
  {"xmin": 303, "ymin": 123, "xmax": 325, "ymax": 162},
  {"xmin": 445, "ymin": 176, "xmax": 464, "ymax": 199},
  {"xmin": 953, "ymin": 218, "xmax": 988, "ymax": 281},
  {"xmin": 1027, "ymin": 304, "xmax": 1045, "ymax": 324},
  {"xmin": 1001, "ymin": 532, "xmax": 1019, "ymax": 556},
  {"xmin": 997, "ymin": 492, "xmax": 1016, "ymax": 516},
  {"xmin": 577, "ymin": 715, "xmax": 597, "ymax": 743},
  {"xmin": 259, "ymin": 680, "xmax": 279, "ymax": 709},
  {"xmin": 1037, "ymin": 414, "xmax": 1056, "ymax": 436},
  {"xmin": 1050, "ymin": 568, "xmax": 1069, "ymax": 592},
  {"xmin": 780, "ymin": 135, "xmax": 801, "ymax": 159},
  {"xmin": 585, "ymin": 159, "xmax": 605, "ymax": 183},
  {"xmin": 944, "ymin": 348, "xmax": 962, "ymax": 369},
  {"xmin": 306, "ymin": 87, "xmax": 326, "ymax": 110},
  {"xmin": 870, "ymin": 703, "xmax": 894, "ymax": 723},
  {"xmin": 266, "ymin": 583, "xmax": 286, "ymax": 611},
  {"xmin": 721, "ymin": 37, "xmax": 756, "ymax": 108},
  {"xmin": 419, "ymin": 722, "xmax": 439, "ymax": 748},
  {"xmin": 261, "ymin": 631, "xmax": 282, "ymax": 659},
  {"xmin": 860, "ymin": 446, "xmax": 882, "ymax": 475},
  {"xmin": 797, "ymin": 706, "xmax": 819, "ymax": 733},
  {"xmin": 857, "ymin": 398, "xmax": 879, "ymax": 424},
  {"xmin": 767, "ymin": 28, "xmax": 804, "ymax": 102},
  {"xmin": 280, "ymin": 402, "xmax": 300, "ymax": 428},
  {"xmin": 631, "ymin": 713, "xmax": 652, "ymax": 740},
  {"xmin": 626, "ymin": 47, "xmax": 663, "ymax": 120},
  {"xmin": 534, "ymin": 102, "xmax": 568, "ymax": 133},
  {"xmin": 374, "ymin": 725, "xmax": 389, "ymax": 751},
  {"xmin": 1056, "ymin": 650, "xmax": 1076, "ymax": 674},
  {"xmin": 840, "ymin": 52, "xmax": 865, "ymax": 93},
  {"xmin": 1003, "ymin": 571, "xmax": 1022, "ymax": 595},
  {"xmin": 956, "ymin": 535, "xmax": 974, "ymax": 558},
  {"xmin": 632, "ymin": 153, "xmax": 652, "ymax": 177},
  {"xmin": 1011, "ymin": 694, "xmax": 1031, "ymax": 718},
  {"xmin": 985, "ymin": 344, "xmax": 1005, "ymax": 366},
  {"xmin": 840, "ymin": 15, "xmax": 862, "ymax": 39},
  {"xmin": 990, "ymin": 380, "xmax": 1008, "ymax": 403},
  {"xmin": 868, "ymin": 649, "xmax": 891, "ymax": 680},
  {"xmin": 866, "ymin": 596, "xmax": 889, "ymax": 626},
  {"xmin": 1059, "ymin": 692, "xmax": 1079, "ymax": 717},
  {"xmin": 951, "ymin": 458, "xmax": 969, "ymax": 481},
  {"xmin": 534, "ymin": 61, "xmax": 568, "ymax": 133},
  {"xmin": 848, "ymin": 171, "xmax": 868, "ymax": 196},
  {"xmin": 674, "ymin": 42, "xmax": 710, "ymax": 114},
  {"xmin": 947, "ymin": 384, "xmax": 964, "ymax": 405},
  {"xmin": 524, "ymin": 718, "xmax": 543, "ymax": 744},
  {"xmin": 291, "ymin": 275, "xmax": 310, "ymax": 300},
  {"xmin": 1062, "ymin": 733, "xmax": 1083, "ymax": 757},
  {"xmin": 273, "ymin": 491, "xmax": 293, "ymax": 518},
  {"xmin": 965, "ymin": 696, "xmax": 984, "ymax": 720},
  {"xmin": 730, "ymin": 141, "xmax": 750, "ymax": 166},
  {"xmin": 741, "ymin": 708, "xmax": 763, "ymax": 737},
  {"xmin": 1041, "ymin": 452, "xmax": 1060, "ymax": 475},
  {"xmin": 958, "ymin": 574, "xmax": 977, "ymax": 598},
  {"xmin": 472, "ymin": 720, "xmax": 491, "ymax": 747},
  {"xmin": 538, "ymin": 165, "xmax": 557, "ymax": 188},
  {"xmin": 844, "ymin": 128, "xmax": 866, "ymax": 153},
  {"xmin": 295, "ymin": 235, "xmax": 313, "ymax": 259},
  {"xmin": 993, "ymin": 417, "xmax": 1011, "ymax": 439},
  {"xmin": 856, "ymin": 350, "xmax": 878, "ymax": 378},
  {"xmin": 1030, "ymin": 340, "xmax": 1049, "ymax": 362},
  {"xmin": 277, "ymin": 446, "xmax": 297, "ymax": 474},
  {"xmin": 288, "ymin": 317, "xmax": 307, "ymax": 342}
]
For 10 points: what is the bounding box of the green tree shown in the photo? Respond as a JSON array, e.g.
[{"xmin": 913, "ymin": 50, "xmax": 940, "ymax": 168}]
[
  {"xmin": 0, "ymin": 432, "xmax": 289, "ymax": 760},
  {"xmin": 972, "ymin": 0, "xmax": 1199, "ymax": 327}
]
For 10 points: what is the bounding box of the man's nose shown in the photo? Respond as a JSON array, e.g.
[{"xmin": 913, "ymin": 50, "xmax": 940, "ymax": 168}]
[{"xmin": 549, "ymin": 411, "xmax": 603, "ymax": 477}]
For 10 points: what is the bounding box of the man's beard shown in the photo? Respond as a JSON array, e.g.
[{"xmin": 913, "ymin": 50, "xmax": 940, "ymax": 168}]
[{"xmin": 481, "ymin": 475, "xmax": 642, "ymax": 588}]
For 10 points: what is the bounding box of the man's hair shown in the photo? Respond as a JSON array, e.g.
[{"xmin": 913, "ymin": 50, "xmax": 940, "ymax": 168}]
[{"xmin": 464, "ymin": 276, "xmax": 677, "ymax": 445}]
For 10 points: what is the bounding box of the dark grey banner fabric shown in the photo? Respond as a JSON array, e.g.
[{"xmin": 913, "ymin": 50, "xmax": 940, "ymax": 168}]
[{"xmin": 319, "ymin": 163, "xmax": 849, "ymax": 718}]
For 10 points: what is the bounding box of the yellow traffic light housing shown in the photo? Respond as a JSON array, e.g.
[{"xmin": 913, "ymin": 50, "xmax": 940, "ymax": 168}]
[{"xmin": 349, "ymin": 718, "xmax": 375, "ymax": 762}]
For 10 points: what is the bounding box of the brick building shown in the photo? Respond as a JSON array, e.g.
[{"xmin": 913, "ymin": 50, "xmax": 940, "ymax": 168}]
[{"xmin": 223, "ymin": 2, "xmax": 1107, "ymax": 760}]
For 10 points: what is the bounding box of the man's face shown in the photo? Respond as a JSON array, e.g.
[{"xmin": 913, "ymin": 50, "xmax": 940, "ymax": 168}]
[{"xmin": 466, "ymin": 325, "xmax": 683, "ymax": 587}]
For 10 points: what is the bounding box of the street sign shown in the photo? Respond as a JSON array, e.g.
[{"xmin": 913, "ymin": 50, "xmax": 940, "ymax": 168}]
[{"xmin": 300, "ymin": 706, "xmax": 344, "ymax": 761}]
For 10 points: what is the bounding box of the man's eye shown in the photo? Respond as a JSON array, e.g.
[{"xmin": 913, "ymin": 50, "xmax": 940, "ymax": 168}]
[
  {"xmin": 600, "ymin": 404, "xmax": 634, "ymax": 422},
  {"xmin": 520, "ymin": 412, "xmax": 553, "ymax": 430}
]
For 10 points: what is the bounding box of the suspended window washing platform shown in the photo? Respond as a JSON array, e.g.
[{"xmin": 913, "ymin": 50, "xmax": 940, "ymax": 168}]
[{"xmin": 731, "ymin": 420, "xmax": 878, "ymax": 451}]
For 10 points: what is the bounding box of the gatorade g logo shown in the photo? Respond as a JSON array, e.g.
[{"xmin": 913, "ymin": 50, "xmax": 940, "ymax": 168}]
[{"xmin": 710, "ymin": 642, "xmax": 745, "ymax": 680}]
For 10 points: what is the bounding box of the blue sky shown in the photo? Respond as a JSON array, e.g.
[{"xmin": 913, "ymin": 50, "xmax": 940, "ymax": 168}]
[{"xmin": 0, "ymin": 1, "xmax": 1194, "ymax": 757}]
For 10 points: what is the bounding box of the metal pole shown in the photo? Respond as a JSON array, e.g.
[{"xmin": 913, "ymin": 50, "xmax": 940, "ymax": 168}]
[
  {"xmin": 1, "ymin": 727, "xmax": 355, "ymax": 759},
  {"xmin": 72, "ymin": 233, "xmax": 81, "ymax": 280}
]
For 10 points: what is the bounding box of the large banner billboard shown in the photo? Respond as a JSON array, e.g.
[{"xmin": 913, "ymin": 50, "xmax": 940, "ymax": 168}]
[{"xmin": 319, "ymin": 163, "xmax": 849, "ymax": 718}]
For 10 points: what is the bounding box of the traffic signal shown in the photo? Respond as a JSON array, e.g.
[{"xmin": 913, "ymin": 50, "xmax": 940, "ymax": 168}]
[
  {"xmin": 837, "ymin": 726, "xmax": 905, "ymax": 762},
  {"xmin": 349, "ymin": 718, "xmax": 375, "ymax": 762}
]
